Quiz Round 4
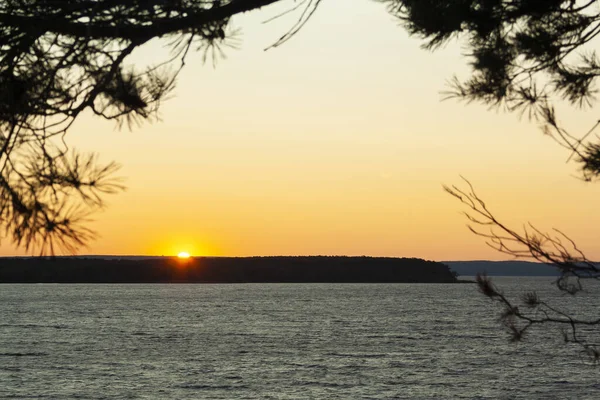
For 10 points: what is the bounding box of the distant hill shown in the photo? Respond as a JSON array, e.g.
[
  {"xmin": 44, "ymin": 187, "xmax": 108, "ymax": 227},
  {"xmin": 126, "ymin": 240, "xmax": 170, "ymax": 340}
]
[
  {"xmin": 0, "ymin": 256, "xmax": 458, "ymax": 283},
  {"xmin": 444, "ymin": 261, "xmax": 560, "ymax": 277}
]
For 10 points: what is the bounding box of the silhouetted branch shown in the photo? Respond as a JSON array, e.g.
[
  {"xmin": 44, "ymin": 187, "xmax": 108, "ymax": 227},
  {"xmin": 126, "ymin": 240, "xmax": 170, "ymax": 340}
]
[
  {"xmin": 265, "ymin": 0, "xmax": 322, "ymax": 49},
  {"xmin": 378, "ymin": 0, "xmax": 600, "ymax": 180},
  {"xmin": 0, "ymin": 0, "xmax": 323, "ymax": 254},
  {"xmin": 446, "ymin": 178, "xmax": 600, "ymax": 362}
]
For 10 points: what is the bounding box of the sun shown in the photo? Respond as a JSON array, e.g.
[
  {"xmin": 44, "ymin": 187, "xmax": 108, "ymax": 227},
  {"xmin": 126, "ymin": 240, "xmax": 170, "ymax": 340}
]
[{"xmin": 177, "ymin": 251, "xmax": 191, "ymax": 259}]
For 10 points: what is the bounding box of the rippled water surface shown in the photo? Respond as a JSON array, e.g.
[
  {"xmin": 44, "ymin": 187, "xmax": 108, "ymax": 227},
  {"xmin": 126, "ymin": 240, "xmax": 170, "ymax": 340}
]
[{"xmin": 1, "ymin": 278, "xmax": 600, "ymax": 399}]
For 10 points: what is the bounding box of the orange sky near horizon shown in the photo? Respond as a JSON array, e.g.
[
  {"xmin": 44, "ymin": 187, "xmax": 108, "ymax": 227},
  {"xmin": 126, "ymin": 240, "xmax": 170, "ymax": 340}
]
[{"xmin": 1, "ymin": 0, "xmax": 599, "ymax": 261}]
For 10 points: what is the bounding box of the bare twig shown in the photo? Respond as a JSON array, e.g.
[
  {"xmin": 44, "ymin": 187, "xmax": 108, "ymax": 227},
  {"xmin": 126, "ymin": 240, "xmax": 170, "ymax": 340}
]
[{"xmin": 446, "ymin": 178, "xmax": 600, "ymax": 361}]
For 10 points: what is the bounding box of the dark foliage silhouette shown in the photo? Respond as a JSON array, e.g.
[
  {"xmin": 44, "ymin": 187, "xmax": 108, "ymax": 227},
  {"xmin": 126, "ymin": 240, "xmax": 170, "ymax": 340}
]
[
  {"xmin": 0, "ymin": 0, "xmax": 326, "ymax": 254},
  {"xmin": 380, "ymin": 0, "xmax": 600, "ymax": 181}
]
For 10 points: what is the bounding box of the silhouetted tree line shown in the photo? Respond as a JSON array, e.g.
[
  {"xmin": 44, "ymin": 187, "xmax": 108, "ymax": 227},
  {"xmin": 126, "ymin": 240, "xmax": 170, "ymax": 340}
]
[{"xmin": 0, "ymin": 256, "xmax": 457, "ymax": 283}]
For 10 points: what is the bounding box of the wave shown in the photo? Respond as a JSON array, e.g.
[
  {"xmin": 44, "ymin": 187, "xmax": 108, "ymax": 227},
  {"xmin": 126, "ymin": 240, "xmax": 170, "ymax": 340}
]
[{"xmin": 0, "ymin": 352, "xmax": 48, "ymax": 357}]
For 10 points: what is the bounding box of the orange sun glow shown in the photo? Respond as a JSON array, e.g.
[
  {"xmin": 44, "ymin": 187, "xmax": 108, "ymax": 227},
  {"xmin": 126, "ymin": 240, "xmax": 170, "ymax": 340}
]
[{"xmin": 177, "ymin": 251, "xmax": 191, "ymax": 259}]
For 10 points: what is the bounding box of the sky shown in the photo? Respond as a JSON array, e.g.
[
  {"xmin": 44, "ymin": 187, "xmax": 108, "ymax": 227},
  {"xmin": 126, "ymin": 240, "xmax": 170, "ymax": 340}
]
[{"xmin": 2, "ymin": 0, "xmax": 600, "ymax": 260}]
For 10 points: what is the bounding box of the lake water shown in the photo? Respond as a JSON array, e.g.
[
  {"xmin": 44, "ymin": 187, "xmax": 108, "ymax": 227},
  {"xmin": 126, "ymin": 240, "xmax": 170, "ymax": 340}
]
[{"xmin": 1, "ymin": 278, "xmax": 599, "ymax": 399}]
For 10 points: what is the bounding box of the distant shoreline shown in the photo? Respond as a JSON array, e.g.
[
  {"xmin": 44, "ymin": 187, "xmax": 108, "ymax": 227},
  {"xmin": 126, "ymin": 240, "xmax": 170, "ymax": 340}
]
[
  {"xmin": 443, "ymin": 260, "xmax": 562, "ymax": 277},
  {"xmin": 0, "ymin": 256, "xmax": 458, "ymax": 284}
]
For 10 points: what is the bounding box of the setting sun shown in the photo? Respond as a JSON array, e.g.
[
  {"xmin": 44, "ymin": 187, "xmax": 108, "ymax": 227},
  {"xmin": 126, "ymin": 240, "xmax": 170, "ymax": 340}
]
[{"xmin": 177, "ymin": 251, "xmax": 190, "ymax": 259}]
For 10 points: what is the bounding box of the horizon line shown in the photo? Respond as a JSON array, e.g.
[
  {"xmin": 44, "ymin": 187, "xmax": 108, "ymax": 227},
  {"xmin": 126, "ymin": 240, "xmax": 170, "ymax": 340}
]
[{"xmin": 0, "ymin": 255, "xmax": 544, "ymax": 263}]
